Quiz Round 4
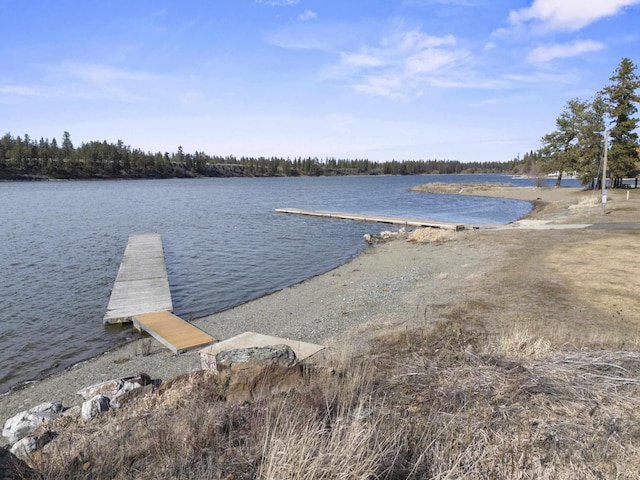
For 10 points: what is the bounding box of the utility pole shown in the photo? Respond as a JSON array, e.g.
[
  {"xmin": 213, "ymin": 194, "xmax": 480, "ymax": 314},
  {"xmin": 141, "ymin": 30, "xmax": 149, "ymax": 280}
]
[{"xmin": 602, "ymin": 130, "xmax": 608, "ymax": 212}]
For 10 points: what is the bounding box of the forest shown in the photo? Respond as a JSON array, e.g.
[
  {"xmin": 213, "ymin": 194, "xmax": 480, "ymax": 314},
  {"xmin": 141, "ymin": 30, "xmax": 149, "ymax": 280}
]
[
  {"xmin": 0, "ymin": 131, "xmax": 511, "ymax": 180},
  {"xmin": 4, "ymin": 60, "xmax": 637, "ymax": 183}
]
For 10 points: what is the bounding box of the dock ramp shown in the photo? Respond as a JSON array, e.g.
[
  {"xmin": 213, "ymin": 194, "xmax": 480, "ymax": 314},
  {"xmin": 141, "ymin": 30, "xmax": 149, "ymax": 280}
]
[{"xmin": 133, "ymin": 311, "xmax": 215, "ymax": 354}]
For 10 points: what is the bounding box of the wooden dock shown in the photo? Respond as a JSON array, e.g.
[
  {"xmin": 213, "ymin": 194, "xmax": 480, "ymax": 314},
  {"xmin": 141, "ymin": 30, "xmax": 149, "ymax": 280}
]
[
  {"xmin": 104, "ymin": 234, "xmax": 216, "ymax": 354},
  {"xmin": 103, "ymin": 234, "xmax": 173, "ymax": 324},
  {"xmin": 275, "ymin": 208, "xmax": 466, "ymax": 230},
  {"xmin": 133, "ymin": 311, "xmax": 215, "ymax": 354}
]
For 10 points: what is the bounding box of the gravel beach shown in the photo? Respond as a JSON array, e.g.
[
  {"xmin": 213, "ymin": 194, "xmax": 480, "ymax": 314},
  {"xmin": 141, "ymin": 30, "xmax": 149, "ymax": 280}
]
[{"xmin": 0, "ymin": 184, "xmax": 600, "ymax": 432}]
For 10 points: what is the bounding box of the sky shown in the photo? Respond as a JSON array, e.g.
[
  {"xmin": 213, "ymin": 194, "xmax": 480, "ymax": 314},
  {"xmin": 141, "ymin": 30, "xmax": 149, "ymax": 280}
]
[{"xmin": 1, "ymin": 0, "xmax": 639, "ymax": 163}]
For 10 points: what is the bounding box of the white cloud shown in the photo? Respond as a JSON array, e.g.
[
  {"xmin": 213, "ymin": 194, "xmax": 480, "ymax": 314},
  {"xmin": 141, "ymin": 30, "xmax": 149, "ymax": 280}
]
[
  {"xmin": 341, "ymin": 53, "xmax": 385, "ymax": 67},
  {"xmin": 255, "ymin": 0, "xmax": 299, "ymax": 6},
  {"xmin": 509, "ymin": 0, "xmax": 640, "ymax": 32},
  {"xmin": 0, "ymin": 84, "xmax": 45, "ymax": 97},
  {"xmin": 527, "ymin": 39, "xmax": 605, "ymax": 63},
  {"xmin": 299, "ymin": 9, "xmax": 317, "ymax": 21},
  {"xmin": 60, "ymin": 63, "xmax": 153, "ymax": 84},
  {"xmin": 1, "ymin": 63, "xmax": 155, "ymax": 101},
  {"xmin": 404, "ymin": 48, "xmax": 459, "ymax": 75},
  {"xmin": 331, "ymin": 31, "xmax": 466, "ymax": 98},
  {"xmin": 403, "ymin": 0, "xmax": 481, "ymax": 6},
  {"xmin": 0, "ymin": 62, "xmax": 171, "ymax": 104}
]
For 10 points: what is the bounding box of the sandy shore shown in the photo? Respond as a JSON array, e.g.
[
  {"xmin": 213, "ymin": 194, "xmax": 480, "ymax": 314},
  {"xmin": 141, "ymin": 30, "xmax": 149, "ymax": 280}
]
[{"xmin": 3, "ymin": 182, "xmax": 635, "ymax": 432}]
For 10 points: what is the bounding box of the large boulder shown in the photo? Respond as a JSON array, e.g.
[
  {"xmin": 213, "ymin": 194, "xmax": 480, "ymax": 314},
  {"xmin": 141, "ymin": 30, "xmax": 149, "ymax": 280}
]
[
  {"xmin": 2, "ymin": 403, "xmax": 62, "ymax": 445},
  {"xmin": 214, "ymin": 345, "xmax": 303, "ymax": 404},
  {"xmin": 77, "ymin": 374, "xmax": 153, "ymax": 401},
  {"xmin": 81, "ymin": 395, "xmax": 110, "ymax": 421},
  {"xmin": 9, "ymin": 430, "xmax": 55, "ymax": 462}
]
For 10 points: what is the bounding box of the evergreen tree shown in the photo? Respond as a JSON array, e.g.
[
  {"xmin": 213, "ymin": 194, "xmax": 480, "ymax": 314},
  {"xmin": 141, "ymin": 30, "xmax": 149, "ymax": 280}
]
[
  {"xmin": 600, "ymin": 58, "xmax": 640, "ymax": 179},
  {"xmin": 539, "ymin": 97, "xmax": 606, "ymax": 186},
  {"xmin": 539, "ymin": 99, "xmax": 582, "ymax": 186},
  {"xmin": 61, "ymin": 131, "xmax": 74, "ymax": 159}
]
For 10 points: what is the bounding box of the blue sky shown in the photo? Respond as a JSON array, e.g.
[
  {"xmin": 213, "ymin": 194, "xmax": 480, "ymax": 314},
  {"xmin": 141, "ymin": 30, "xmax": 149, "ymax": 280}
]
[{"xmin": 1, "ymin": 0, "xmax": 639, "ymax": 163}]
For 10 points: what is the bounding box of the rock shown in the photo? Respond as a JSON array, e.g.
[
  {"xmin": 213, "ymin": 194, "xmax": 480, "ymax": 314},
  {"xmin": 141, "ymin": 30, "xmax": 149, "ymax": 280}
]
[
  {"xmin": 110, "ymin": 384, "xmax": 153, "ymax": 409},
  {"xmin": 77, "ymin": 373, "xmax": 152, "ymax": 400},
  {"xmin": 364, "ymin": 229, "xmax": 407, "ymax": 244},
  {"xmin": 61, "ymin": 406, "xmax": 82, "ymax": 420},
  {"xmin": 10, "ymin": 429, "xmax": 56, "ymax": 462},
  {"xmin": 1, "ymin": 447, "xmax": 32, "ymax": 480},
  {"xmin": 2, "ymin": 402, "xmax": 62, "ymax": 445},
  {"xmin": 81, "ymin": 395, "xmax": 110, "ymax": 421},
  {"xmin": 214, "ymin": 345, "xmax": 303, "ymax": 404},
  {"xmin": 9, "ymin": 437, "xmax": 36, "ymax": 461}
]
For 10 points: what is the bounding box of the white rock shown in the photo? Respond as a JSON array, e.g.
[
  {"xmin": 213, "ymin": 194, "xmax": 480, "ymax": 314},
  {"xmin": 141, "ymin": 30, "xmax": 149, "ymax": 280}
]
[
  {"xmin": 10, "ymin": 436, "xmax": 37, "ymax": 460},
  {"xmin": 81, "ymin": 395, "xmax": 110, "ymax": 421},
  {"xmin": 2, "ymin": 402, "xmax": 62, "ymax": 444},
  {"xmin": 77, "ymin": 374, "xmax": 151, "ymax": 400},
  {"xmin": 77, "ymin": 379, "xmax": 123, "ymax": 400}
]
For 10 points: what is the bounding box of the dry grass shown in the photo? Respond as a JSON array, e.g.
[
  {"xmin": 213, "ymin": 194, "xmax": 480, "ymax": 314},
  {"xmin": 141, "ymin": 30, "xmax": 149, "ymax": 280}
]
[
  {"xmin": 568, "ymin": 194, "xmax": 600, "ymax": 209},
  {"xmin": 17, "ymin": 314, "xmax": 640, "ymax": 479},
  {"xmin": 407, "ymin": 227, "xmax": 459, "ymax": 243},
  {"xmin": 545, "ymin": 233, "xmax": 640, "ymax": 325}
]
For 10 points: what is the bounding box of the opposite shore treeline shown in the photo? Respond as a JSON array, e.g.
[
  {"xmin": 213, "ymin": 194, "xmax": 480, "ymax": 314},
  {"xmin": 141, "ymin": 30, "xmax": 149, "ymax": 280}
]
[{"xmin": 0, "ymin": 131, "xmax": 514, "ymax": 180}]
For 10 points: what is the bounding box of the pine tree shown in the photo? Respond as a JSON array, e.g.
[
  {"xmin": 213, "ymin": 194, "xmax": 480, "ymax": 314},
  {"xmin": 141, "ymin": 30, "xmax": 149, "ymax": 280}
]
[{"xmin": 600, "ymin": 58, "xmax": 640, "ymax": 179}]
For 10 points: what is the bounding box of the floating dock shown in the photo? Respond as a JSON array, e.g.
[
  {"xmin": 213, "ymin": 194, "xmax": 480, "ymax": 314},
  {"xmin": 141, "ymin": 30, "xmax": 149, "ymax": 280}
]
[
  {"xmin": 103, "ymin": 234, "xmax": 173, "ymax": 324},
  {"xmin": 104, "ymin": 234, "xmax": 215, "ymax": 354},
  {"xmin": 275, "ymin": 208, "xmax": 466, "ymax": 230},
  {"xmin": 133, "ymin": 311, "xmax": 215, "ymax": 354}
]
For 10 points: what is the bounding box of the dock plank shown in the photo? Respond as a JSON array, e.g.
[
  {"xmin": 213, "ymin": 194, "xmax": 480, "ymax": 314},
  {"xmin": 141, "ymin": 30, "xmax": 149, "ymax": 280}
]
[
  {"xmin": 103, "ymin": 234, "xmax": 173, "ymax": 324},
  {"xmin": 275, "ymin": 208, "xmax": 466, "ymax": 230},
  {"xmin": 133, "ymin": 311, "xmax": 216, "ymax": 354}
]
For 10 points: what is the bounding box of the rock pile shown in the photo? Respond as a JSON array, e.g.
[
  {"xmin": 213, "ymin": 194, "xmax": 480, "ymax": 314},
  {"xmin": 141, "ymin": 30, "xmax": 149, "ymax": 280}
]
[
  {"xmin": 2, "ymin": 345, "xmax": 307, "ymax": 468},
  {"xmin": 2, "ymin": 374, "xmax": 157, "ymax": 462}
]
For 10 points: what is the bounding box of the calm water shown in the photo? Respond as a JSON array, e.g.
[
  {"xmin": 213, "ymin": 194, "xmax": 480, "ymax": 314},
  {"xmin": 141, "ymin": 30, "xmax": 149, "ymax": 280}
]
[{"xmin": 0, "ymin": 174, "xmax": 570, "ymax": 393}]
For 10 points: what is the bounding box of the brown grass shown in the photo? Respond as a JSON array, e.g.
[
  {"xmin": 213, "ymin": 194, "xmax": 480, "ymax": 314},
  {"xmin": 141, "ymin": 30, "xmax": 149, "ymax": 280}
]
[
  {"xmin": 19, "ymin": 313, "xmax": 640, "ymax": 479},
  {"xmin": 407, "ymin": 227, "xmax": 459, "ymax": 243},
  {"xmin": 545, "ymin": 233, "xmax": 640, "ymax": 325}
]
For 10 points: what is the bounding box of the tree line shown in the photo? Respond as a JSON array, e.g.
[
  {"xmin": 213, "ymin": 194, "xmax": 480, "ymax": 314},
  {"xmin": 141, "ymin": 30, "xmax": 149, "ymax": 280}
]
[
  {"xmin": 517, "ymin": 57, "xmax": 640, "ymax": 187},
  {"xmin": 0, "ymin": 132, "xmax": 511, "ymax": 180}
]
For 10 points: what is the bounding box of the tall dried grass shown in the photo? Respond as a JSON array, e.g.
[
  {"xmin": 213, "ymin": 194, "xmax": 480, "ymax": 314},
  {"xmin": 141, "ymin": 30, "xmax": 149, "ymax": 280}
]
[{"xmin": 21, "ymin": 317, "xmax": 640, "ymax": 479}]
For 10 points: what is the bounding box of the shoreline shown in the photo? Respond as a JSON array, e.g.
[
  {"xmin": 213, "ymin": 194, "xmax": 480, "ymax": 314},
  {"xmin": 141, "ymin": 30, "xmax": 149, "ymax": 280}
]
[
  {"xmin": 1, "ymin": 233, "xmax": 496, "ymax": 427},
  {"xmin": 0, "ymin": 183, "xmax": 597, "ymax": 428}
]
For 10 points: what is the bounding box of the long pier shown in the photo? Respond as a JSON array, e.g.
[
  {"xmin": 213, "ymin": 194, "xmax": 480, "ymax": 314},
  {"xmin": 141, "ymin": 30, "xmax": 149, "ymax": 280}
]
[
  {"xmin": 104, "ymin": 234, "xmax": 215, "ymax": 353},
  {"xmin": 275, "ymin": 208, "xmax": 466, "ymax": 230}
]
